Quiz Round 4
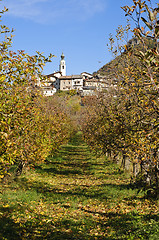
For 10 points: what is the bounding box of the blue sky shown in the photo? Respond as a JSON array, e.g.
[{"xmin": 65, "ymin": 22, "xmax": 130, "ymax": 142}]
[{"xmin": 1, "ymin": 0, "xmax": 134, "ymax": 75}]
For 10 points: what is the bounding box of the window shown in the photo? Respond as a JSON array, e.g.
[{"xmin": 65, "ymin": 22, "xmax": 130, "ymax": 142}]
[
  {"xmin": 62, "ymin": 66, "xmax": 64, "ymax": 69},
  {"xmin": 69, "ymin": 82, "xmax": 70, "ymax": 84}
]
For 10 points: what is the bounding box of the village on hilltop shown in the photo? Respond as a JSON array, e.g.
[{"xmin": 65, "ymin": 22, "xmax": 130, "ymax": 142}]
[{"xmin": 37, "ymin": 53, "xmax": 117, "ymax": 96}]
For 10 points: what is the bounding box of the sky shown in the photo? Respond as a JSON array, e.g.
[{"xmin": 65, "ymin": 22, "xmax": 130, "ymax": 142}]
[{"xmin": 0, "ymin": 0, "xmax": 136, "ymax": 75}]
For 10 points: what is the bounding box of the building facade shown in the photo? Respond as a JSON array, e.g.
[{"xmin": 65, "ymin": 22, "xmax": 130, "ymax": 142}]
[{"xmin": 40, "ymin": 53, "xmax": 110, "ymax": 96}]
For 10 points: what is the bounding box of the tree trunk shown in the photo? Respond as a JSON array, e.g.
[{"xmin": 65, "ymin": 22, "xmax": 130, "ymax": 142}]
[
  {"xmin": 121, "ymin": 151, "xmax": 126, "ymax": 169},
  {"xmin": 16, "ymin": 160, "xmax": 25, "ymax": 176},
  {"xmin": 133, "ymin": 162, "xmax": 137, "ymax": 177}
]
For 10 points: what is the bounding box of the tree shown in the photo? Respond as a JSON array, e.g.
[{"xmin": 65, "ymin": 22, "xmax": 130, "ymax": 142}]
[
  {"xmin": 82, "ymin": 0, "xmax": 159, "ymax": 198},
  {"xmin": 0, "ymin": 5, "xmax": 71, "ymax": 180}
]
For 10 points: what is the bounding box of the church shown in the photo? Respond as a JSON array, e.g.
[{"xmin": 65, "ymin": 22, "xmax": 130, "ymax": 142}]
[
  {"xmin": 41, "ymin": 53, "xmax": 93, "ymax": 96},
  {"xmin": 39, "ymin": 53, "xmax": 111, "ymax": 96}
]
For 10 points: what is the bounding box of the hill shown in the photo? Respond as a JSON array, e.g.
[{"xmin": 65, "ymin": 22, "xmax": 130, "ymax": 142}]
[{"xmin": 96, "ymin": 37, "xmax": 157, "ymax": 79}]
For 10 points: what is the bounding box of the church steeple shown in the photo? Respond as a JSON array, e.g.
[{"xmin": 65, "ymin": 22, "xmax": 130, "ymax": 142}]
[{"xmin": 59, "ymin": 52, "xmax": 66, "ymax": 76}]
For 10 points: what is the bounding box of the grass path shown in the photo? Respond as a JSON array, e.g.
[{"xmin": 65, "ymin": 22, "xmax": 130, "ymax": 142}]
[{"xmin": 0, "ymin": 132, "xmax": 158, "ymax": 239}]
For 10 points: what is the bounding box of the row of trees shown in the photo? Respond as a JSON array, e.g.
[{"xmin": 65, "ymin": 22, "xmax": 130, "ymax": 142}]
[
  {"xmin": 81, "ymin": 0, "xmax": 159, "ymax": 197},
  {"xmin": 0, "ymin": 7, "xmax": 72, "ymax": 180}
]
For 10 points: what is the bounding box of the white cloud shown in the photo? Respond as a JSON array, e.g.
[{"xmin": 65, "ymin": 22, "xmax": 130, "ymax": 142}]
[
  {"xmin": 3, "ymin": 0, "xmax": 106, "ymax": 24},
  {"xmin": 3, "ymin": 0, "xmax": 49, "ymax": 20}
]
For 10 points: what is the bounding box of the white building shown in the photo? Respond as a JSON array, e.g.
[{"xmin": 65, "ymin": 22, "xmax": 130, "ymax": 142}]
[
  {"xmin": 46, "ymin": 53, "xmax": 84, "ymax": 92},
  {"xmin": 71, "ymin": 75, "xmax": 83, "ymax": 90},
  {"xmin": 42, "ymin": 85, "xmax": 57, "ymax": 96},
  {"xmin": 81, "ymin": 72, "xmax": 93, "ymax": 80},
  {"xmin": 39, "ymin": 53, "xmax": 109, "ymax": 96}
]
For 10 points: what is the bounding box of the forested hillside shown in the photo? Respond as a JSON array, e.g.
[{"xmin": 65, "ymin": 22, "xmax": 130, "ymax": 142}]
[{"xmin": 96, "ymin": 37, "xmax": 157, "ymax": 78}]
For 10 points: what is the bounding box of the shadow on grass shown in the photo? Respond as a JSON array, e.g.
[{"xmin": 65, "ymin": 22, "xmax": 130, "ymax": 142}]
[
  {"xmin": 1, "ymin": 204, "xmax": 158, "ymax": 240},
  {"xmin": 34, "ymin": 162, "xmax": 92, "ymax": 176},
  {"xmin": 69, "ymin": 131, "xmax": 85, "ymax": 146},
  {"xmin": 78, "ymin": 207, "xmax": 159, "ymax": 240},
  {"xmin": 42, "ymin": 167, "xmax": 82, "ymax": 175},
  {"xmin": 0, "ymin": 214, "xmax": 102, "ymax": 240},
  {"xmin": 0, "ymin": 206, "xmax": 23, "ymax": 240},
  {"xmin": 15, "ymin": 176, "xmax": 131, "ymax": 202},
  {"xmin": 0, "ymin": 207, "xmax": 89, "ymax": 240}
]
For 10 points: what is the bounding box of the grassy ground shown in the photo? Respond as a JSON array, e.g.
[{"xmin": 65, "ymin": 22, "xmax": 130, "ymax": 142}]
[{"xmin": 0, "ymin": 132, "xmax": 158, "ymax": 239}]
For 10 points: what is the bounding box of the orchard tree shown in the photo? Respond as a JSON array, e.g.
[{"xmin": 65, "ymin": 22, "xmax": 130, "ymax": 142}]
[
  {"xmin": 82, "ymin": 0, "xmax": 159, "ymax": 198},
  {"xmin": 120, "ymin": 0, "xmax": 159, "ymax": 197},
  {"xmin": 0, "ymin": 5, "xmax": 71, "ymax": 180}
]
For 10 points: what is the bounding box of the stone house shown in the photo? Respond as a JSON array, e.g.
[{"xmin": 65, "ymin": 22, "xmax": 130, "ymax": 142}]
[
  {"xmin": 59, "ymin": 75, "xmax": 83, "ymax": 91},
  {"xmin": 59, "ymin": 76, "xmax": 72, "ymax": 91},
  {"xmin": 39, "ymin": 53, "xmax": 113, "ymax": 96}
]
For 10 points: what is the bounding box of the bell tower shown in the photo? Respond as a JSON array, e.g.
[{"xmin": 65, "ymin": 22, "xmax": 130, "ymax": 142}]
[{"xmin": 59, "ymin": 52, "xmax": 66, "ymax": 76}]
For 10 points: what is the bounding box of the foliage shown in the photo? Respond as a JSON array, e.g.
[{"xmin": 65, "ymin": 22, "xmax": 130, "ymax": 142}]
[
  {"xmin": 82, "ymin": 0, "xmax": 159, "ymax": 198},
  {"xmin": 56, "ymin": 89, "xmax": 77, "ymax": 97},
  {"xmin": 0, "ymin": 5, "xmax": 71, "ymax": 180}
]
